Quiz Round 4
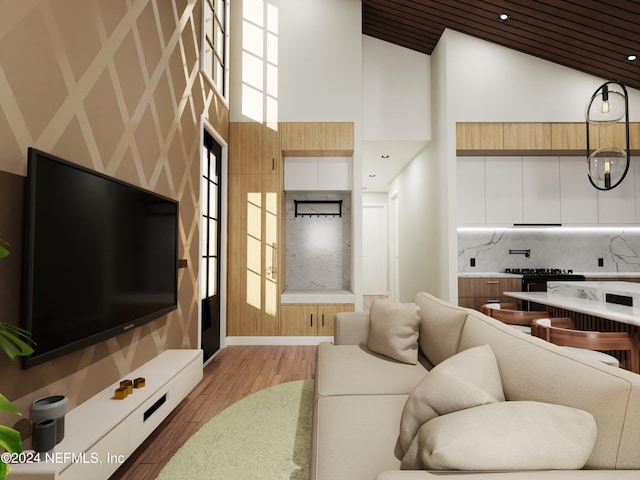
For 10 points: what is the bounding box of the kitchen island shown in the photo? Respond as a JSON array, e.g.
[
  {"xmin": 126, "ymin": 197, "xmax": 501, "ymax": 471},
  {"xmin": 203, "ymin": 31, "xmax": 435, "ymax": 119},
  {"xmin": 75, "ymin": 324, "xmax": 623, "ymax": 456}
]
[
  {"xmin": 506, "ymin": 281, "xmax": 640, "ymax": 373},
  {"xmin": 504, "ymin": 282, "xmax": 640, "ymax": 330}
]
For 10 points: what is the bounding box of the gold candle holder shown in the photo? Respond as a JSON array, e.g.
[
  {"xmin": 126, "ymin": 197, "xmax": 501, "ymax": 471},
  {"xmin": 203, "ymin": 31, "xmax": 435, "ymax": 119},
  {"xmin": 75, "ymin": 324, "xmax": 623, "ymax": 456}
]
[
  {"xmin": 119, "ymin": 379, "xmax": 133, "ymax": 394},
  {"xmin": 114, "ymin": 387, "xmax": 129, "ymax": 400},
  {"xmin": 133, "ymin": 377, "xmax": 146, "ymax": 389}
]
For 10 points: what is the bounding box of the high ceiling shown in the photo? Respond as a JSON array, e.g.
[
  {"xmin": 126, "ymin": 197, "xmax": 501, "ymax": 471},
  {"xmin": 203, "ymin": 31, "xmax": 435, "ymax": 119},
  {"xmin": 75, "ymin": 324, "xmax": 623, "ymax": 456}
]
[
  {"xmin": 363, "ymin": 0, "xmax": 640, "ymax": 91},
  {"xmin": 360, "ymin": 0, "xmax": 640, "ymax": 191}
]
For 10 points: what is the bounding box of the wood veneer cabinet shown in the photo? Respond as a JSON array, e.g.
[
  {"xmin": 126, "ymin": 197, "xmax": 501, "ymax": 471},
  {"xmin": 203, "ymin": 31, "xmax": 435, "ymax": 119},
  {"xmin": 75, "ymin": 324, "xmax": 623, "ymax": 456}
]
[
  {"xmin": 458, "ymin": 277, "xmax": 522, "ymax": 311},
  {"xmin": 229, "ymin": 122, "xmax": 280, "ymax": 175},
  {"xmin": 280, "ymin": 303, "xmax": 354, "ymax": 336},
  {"xmin": 280, "ymin": 122, "xmax": 354, "ymax": 156},
  {"xmin": 457, "ymin": 122, "xmax": 640, "ymax": 153},
  {"xmin": 503, "ymin": 123, "xmax": 551, "ymax": 150},
  {"xmin": 551, "ymin": 123, "xmax": 585, "ymax": 150},
  {"xmin": 227, "ymin": 174, "xmax": 281, "ymax": 336},
  {"xmin": 228, "ymin": 122, "xmax": 282, "ymax": 336},
  {"xmin": 456, "ymin": 123, "xmax": 504, "ymax": 150}
]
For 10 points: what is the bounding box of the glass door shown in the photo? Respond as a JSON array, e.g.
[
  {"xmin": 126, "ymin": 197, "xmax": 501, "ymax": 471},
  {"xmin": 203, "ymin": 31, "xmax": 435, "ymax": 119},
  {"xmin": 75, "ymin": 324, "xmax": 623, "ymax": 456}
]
[{"xmin": 201, "ymin": 129, "xmax": 222, "ymax": 361}]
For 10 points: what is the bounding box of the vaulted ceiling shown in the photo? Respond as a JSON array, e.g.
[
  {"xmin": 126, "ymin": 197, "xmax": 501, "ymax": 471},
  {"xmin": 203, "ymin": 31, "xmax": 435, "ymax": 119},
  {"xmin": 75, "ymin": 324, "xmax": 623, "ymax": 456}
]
[{"xmin": 362, "ymin": 0, "xmax": 640, "ymax": 91}]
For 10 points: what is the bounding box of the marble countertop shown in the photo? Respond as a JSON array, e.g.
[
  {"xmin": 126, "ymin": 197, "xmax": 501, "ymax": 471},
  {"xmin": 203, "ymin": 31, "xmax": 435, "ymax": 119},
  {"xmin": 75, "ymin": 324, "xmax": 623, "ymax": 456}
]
[
  {"xmin": 503, "ymin": 290, "xmax": 640, "ymax": 327},
  {"xmin": 458, "ymin": 271, "xmax": 640, "ymax": 278},
  {"xmin": 458, "ymin": 272, "xmax": 522, "ymax": 278},
  {"xmin": 281, "ymin": 289, "xmax": 355, "ymax": 304}
]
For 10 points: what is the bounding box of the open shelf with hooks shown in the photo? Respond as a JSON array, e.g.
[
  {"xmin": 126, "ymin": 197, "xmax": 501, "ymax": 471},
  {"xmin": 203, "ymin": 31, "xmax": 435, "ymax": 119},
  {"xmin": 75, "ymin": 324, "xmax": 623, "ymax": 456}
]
[{"xmin": 294, "ymin": 200, "xmax": 343, "ymax": 218}]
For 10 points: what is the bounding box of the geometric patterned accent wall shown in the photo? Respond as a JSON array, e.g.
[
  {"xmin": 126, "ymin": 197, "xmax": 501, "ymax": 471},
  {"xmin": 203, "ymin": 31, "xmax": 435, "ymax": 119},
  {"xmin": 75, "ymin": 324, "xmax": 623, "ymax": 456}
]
[{"xmin": 0, "ymin": 0, "xmax": 228, "ymax": 419}]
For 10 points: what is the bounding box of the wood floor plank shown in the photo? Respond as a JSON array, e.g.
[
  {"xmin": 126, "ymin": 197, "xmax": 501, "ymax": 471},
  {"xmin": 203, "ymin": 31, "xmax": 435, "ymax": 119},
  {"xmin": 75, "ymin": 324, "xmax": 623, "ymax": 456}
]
[{"xmin": 109, "ymin": 345, "xmax": 317, "ymax": 480}]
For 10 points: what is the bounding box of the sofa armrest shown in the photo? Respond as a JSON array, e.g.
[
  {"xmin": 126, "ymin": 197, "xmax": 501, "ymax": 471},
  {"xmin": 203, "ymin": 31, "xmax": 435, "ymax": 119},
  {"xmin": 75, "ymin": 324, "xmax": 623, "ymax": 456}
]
[{"xmin": 334, "ymin": 311, "xmax": 370, "ymax": 345}]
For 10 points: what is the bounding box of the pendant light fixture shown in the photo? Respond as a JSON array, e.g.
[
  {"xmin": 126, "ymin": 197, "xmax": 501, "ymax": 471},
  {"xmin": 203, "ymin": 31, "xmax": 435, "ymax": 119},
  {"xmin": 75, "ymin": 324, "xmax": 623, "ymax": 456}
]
[{"xmin": 585, "ymin": 81, "xmax": 630, "ymax": 191}]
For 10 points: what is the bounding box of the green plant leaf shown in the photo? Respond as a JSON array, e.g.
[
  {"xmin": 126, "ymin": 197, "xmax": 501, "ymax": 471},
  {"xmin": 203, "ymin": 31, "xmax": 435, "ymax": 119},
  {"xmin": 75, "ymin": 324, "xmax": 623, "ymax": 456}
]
[
  {"xmin": 0, "ymin": 323, "xmax": 35, "ymax": 360},
  {"xmin": 0, "ymin": 394, "xmax": 20, "ymax": 416},
  {"xmin": 0, "ymin": 459, "xmax": 10, "ymax": 480},
  {"xmin": 0, "ymin": 424, "xmax": 22, "ymax": 453},
  {"xmin": 0, "ymin": 237, "xmax": 8, "ymax": 259}
]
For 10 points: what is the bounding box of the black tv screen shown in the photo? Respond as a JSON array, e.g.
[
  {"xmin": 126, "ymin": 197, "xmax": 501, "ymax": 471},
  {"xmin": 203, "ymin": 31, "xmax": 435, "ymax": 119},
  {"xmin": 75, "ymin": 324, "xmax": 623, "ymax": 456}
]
[{"xmin": 22, "ymin": 148, "xmax": 178, "ymax": 368}]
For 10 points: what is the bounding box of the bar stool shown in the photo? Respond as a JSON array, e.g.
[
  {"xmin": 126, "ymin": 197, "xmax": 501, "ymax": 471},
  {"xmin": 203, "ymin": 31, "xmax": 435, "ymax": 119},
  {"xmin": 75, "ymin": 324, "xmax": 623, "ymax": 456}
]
[
  {"xmin": 480, "ymin": 302, "xmax": 519, "ymax": 316},
  {"xmin": 532, "ymin": 318, "xmax": 639, "ymax": 373},
  {"xmin": 484, "ymin": 306, "xmax": 550, "ymax": 335}
]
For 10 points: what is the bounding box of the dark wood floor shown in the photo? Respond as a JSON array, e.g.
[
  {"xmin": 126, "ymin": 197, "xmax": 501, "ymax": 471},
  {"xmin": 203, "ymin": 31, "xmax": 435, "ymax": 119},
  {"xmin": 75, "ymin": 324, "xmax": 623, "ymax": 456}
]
[{"xmin": 110, "ymin": 345, "xmax": 317, "ymax": 480}]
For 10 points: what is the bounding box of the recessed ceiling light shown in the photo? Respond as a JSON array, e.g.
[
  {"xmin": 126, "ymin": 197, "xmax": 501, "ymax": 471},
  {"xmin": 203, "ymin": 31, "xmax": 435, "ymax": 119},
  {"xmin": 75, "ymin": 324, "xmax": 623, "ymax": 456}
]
[
  {"xmin": 627, "ymin": 54, "xmax": 638, "ymax": 62},
  {"xmin": 497, "ymin": 12, "xmax": 511, "ymax": 22}
]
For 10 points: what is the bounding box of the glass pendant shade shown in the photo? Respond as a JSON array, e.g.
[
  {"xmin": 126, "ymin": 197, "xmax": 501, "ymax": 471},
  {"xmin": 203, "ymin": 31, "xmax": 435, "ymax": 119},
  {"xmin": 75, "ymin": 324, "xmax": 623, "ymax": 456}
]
[
  {"xmin": 587, "ymin": 146, "xmax": 628, "ymax": 190},
  {"xmin": 585, "ymin": 88, "xmax": 626, "ymax": 125},
  {"xmin": 585, "ymin": 81, "xmax": 630, "ymax": 191}
]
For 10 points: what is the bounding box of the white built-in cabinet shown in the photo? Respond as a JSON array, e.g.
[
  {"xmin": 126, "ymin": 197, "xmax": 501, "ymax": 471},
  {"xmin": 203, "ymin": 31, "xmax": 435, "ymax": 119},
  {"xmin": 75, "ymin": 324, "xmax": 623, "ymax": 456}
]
[
  {"xmin": 522, "ymin": 156, "xmax": 561, "ymax": 224},
  {"xmin": 457, "ymin": 156, "xmax": 640, "ymax": 225},
  {"xmin": 457, "ymin": 157, "xmax": 486, "ymax": 224},
  {"xmin": 484, "ymin": 156, "xmax": 523, "ymax": 224},
  {"xmin": 559, "ymin": 156, "xmax": 598, "ymax": 224},
  {"xmin": 284, "ymin": 157, "xmax": 351, "ymax": 191},
  {"xmin": 598, "ymin": 157, "xmax": 636, "ymax": 224}
]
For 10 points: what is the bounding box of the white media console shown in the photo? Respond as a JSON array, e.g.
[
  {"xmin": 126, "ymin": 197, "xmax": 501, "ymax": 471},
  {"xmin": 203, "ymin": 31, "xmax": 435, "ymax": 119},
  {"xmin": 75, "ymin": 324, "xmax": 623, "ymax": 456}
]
[{"xmin": 7, "ymin": 349, "xmax": 203, "ymax": 480}]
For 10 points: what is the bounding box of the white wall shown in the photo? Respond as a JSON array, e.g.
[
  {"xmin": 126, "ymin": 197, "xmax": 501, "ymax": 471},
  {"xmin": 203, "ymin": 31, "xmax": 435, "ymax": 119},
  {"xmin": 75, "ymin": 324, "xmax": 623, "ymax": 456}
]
[
  {"xmin": 444, "ymin": 30, "xmax": 640, "ymax": 123},
  {"xmin": 229, "ymin": 0, "xmax": 361, "ymax": 123},
  {"xmin": 362, "ymin": 35, "xmax": 431, "ymax": 141}
]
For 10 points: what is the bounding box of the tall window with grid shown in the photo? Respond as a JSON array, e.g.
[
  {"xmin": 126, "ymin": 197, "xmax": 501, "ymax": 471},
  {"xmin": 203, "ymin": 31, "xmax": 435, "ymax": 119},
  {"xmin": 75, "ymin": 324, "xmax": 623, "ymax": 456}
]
[{"xmin": 202, "ymin": 0, "xmax": 228, "ymax": 97}]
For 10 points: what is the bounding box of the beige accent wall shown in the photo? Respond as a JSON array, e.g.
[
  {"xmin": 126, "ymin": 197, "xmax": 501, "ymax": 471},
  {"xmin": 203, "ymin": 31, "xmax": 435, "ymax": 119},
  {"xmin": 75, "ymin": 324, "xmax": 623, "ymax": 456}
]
[{"xmin": 0, "ymin": 0, "xmax": 228, "ymax": 430}]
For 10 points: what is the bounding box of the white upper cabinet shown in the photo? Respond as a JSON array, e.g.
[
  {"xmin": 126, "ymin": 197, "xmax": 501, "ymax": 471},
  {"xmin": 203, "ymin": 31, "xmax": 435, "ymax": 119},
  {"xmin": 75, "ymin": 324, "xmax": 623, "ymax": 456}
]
[
  {"xmin": 598, "ymin": 156, "xmax": 636, "ymax": 224},
  {"xmin": 485, "ymin": 156, "xmax": 523, "ymax": 224},
  {"xmin": 284, "ymin": 157, "xmax": 351, "ymax": 191},
  {"xmin": 457, "ymin": 157, "xmax": 486, "ymax": 224},
  {"xmin": 522, "ymin": 156, "xmax": 561, "ymax": 224},
  {"xmin": 559, "ymin": 156, "xmax": 598, "ymax": 224}
]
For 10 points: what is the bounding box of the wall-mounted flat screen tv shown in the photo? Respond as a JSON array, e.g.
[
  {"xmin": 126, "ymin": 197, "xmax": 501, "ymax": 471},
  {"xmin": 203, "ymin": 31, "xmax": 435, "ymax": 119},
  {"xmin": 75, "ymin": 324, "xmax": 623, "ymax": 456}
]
[{"xmin": 22, "ymin": 148, "xmax": 179, "ymax": 368}]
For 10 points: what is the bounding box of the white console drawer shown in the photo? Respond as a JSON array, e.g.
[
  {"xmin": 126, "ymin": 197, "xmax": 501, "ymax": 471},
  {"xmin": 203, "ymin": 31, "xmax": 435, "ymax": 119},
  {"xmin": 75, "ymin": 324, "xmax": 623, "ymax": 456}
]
[{"xmin": 59, "ymin": 419, "xmax": 129, "ymax": 480}]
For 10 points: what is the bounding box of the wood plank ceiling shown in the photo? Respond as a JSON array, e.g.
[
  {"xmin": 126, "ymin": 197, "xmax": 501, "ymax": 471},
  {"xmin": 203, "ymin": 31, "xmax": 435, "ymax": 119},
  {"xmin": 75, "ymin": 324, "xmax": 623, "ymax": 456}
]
[{"xmin": 362, "ymin": 0, "xmax": 640, "ymax": 91}]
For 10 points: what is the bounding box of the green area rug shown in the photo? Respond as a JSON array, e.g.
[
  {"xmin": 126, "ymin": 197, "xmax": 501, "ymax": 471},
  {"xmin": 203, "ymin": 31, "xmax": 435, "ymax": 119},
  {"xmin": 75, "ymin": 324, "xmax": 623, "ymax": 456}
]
[{"xmin": 157, "ymin": 380, "xmax": 314, "ymax": 480}]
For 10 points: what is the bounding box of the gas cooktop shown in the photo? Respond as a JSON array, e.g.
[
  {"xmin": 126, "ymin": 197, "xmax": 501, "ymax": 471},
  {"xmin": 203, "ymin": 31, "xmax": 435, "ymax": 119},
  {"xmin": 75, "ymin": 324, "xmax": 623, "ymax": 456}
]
[{"xmin": 504, "ymin": 268, "xmax": 575, "ymax": 275}]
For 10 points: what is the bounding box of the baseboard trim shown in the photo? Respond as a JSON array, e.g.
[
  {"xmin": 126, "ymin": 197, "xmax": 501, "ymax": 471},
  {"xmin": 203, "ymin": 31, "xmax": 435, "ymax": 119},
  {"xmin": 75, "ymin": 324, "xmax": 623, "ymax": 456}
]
[{"xmin": 224, "ymin": 336, "xmax": 333, "ymax": 346}]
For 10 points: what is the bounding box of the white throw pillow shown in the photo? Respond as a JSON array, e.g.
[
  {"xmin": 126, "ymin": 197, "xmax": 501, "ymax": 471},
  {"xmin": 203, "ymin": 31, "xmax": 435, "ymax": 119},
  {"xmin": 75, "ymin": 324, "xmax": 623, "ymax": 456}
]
[
  {"xmin": 367, "ymin": 299, "xmax": 420, "ymax": 364},
  {"xmin": 399, "ymin": 345, "xmax": 505, "ymax": 457},
  {"xmin": 404, "ymin": 401, "xmax": 597, "ymax": 471}
]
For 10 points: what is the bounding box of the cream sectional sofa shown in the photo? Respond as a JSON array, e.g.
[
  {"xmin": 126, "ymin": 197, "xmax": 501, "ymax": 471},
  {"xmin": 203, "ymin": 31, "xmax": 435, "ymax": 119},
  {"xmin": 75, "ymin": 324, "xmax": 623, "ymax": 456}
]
[{"xmin": 310, "ymin": 292, "xmax": 640, "ymax": 480}]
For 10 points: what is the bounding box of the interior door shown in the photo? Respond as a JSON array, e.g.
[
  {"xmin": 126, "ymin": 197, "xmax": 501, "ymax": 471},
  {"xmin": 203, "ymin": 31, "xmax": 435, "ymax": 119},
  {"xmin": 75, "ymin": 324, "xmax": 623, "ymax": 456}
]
[
  {"xmin": 200, "ymin": 129, "xmax": 222, "ymax": 361},
  {"xmin": 362, "ymin": 205, "xmax": 387, "ymax": 295}
]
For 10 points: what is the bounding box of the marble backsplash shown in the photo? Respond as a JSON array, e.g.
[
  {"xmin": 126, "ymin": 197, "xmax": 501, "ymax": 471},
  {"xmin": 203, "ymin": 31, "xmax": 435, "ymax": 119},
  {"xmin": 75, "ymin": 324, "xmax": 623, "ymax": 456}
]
[
  {"xmin": 285, "ymin": 192, "xmax": 351, "ymax": 290},
  {"xmin": 458, "ymin": 228, "xmax": 640, "ymax": 273}
]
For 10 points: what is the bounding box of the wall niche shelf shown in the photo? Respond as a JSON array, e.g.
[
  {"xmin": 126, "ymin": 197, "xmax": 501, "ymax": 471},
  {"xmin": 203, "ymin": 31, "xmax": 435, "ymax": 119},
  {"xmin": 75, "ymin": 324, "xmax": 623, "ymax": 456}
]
[{"xmin": 294, "ymin": 200, "xmax": 343, "ymax": 218}]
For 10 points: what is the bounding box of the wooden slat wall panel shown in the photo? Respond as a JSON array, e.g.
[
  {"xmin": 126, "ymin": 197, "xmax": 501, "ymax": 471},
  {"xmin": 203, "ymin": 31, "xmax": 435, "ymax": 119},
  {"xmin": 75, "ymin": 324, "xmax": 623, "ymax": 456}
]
[{"xmin": 363, "ymin": 0, "xmax": 640, "ymax": 91}]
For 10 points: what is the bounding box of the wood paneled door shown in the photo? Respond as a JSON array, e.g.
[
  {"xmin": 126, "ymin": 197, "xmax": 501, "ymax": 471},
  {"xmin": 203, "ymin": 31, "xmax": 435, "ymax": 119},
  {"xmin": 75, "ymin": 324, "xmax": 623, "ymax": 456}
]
[{"xmin": 228, "ymin": 174, "xmax": 280, "ymax": 335}]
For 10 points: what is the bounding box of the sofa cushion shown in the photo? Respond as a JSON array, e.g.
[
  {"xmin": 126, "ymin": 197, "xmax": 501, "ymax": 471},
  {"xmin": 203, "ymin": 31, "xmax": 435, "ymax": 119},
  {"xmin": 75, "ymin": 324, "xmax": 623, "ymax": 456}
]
[
  {"xmin": 413, "ymin": 292, "xmax": 468, "ymax": 366},
  {"xmin": 402, "ymin": 401, "xmax": 597, "ymax": 471},
  {"xmin": 367, "ymin": 299, "xmax": 421, "ymax": 364},
  {"xmin": 311, "ymin": 394, "xmax": 407, "ymax": 480},
  {"xmin": 398, "ymin": 345, "xmax": 504, "ymax": 456},
  {"xmin": 458, "ymin": 311, "xmax": 640, "ymax": 469},
  {"xmin": 314, "ymin": 342, "xmax": 430, "ymax": 398}
]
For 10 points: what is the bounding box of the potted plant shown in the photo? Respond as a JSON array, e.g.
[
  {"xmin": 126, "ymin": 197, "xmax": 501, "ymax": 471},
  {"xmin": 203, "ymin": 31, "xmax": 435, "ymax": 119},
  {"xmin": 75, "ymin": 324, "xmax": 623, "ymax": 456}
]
[{"xmin": 0, "ymin": 238, "xmax": 34, "ymax": 480}]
